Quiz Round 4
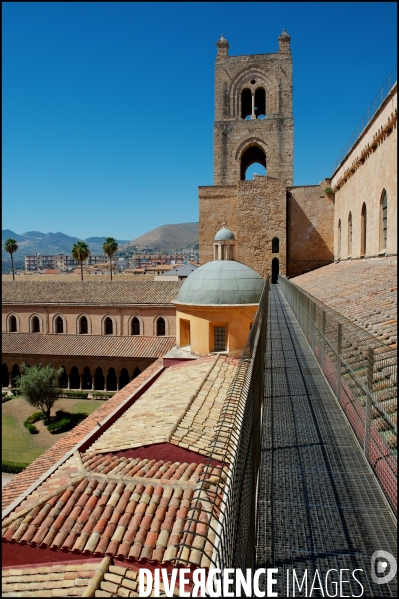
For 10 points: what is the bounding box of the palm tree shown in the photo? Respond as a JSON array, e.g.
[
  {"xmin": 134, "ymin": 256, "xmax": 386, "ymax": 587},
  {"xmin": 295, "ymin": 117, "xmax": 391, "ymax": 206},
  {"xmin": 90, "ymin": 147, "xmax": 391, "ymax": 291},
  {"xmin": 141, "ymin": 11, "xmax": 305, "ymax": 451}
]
[
  {"xmin": 4, "ymin": 238, "xmax": 18, "ymax": 281},
  {"xmin": 71, "ymin": 241, "xmax": 90, "ymax": 281},
  {"xmin": 103, "ymin": 237, "xmax": 118, "ymax": 281}
]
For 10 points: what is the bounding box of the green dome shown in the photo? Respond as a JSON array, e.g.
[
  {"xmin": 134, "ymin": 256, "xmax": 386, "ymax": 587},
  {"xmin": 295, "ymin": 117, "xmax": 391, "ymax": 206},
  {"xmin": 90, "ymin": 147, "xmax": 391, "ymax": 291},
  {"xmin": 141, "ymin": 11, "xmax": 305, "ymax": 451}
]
[
  {"xmin": 214, "ymin": 227, "xmax": 235, "ymax": 241},
  {"xmin": 176, "ymin": 260, "xmax": 264, "ymax": 305}
]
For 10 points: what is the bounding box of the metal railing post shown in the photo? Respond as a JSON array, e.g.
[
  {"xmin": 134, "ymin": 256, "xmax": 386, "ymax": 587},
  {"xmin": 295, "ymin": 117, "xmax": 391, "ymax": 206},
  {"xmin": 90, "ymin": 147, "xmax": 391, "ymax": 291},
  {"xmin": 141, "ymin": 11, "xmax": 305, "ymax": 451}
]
[
  {"xmin": 364, "ymin": 348, "xmax": 374, "ymax": 457},
  {"xmin": 337, "ymin": 323, "xmax": 342, "ymax": 400},
  {"xmin": 322, "ymin": 310, "xmax": 326, "ymax": 371}
]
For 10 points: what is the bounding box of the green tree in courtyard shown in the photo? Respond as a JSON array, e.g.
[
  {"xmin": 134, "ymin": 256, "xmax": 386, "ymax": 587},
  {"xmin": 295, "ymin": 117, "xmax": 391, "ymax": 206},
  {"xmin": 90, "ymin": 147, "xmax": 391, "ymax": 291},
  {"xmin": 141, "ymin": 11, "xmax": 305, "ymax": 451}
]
[
  {"xmin": 103, "ymin": 237, "xmax": 118, "ymax": 281},
  {"xmin": 4, "ymin": 238, "xmax": 18, "ymax": 281},
  {"xmin": 71, "ymin": 241, "xmax": 90, "ymax": 281},
  {"xmin": 17, "ymin": 364, "xmax": 63, "ymax": 424}
]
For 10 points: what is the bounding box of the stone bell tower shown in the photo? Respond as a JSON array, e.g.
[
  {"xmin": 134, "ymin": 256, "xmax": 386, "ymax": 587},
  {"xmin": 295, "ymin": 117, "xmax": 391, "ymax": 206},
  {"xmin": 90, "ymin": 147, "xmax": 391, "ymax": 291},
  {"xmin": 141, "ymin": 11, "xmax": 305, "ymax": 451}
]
[{"xmin": 213, "ymin": 32, "xmax": 293, "ymax": 186}]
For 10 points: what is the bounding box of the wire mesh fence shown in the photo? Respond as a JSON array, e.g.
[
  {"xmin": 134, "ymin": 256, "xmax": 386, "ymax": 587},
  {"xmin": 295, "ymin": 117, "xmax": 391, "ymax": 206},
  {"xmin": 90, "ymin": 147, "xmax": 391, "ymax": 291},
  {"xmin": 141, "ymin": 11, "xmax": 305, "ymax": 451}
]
[
  {"xmin": 278, "ymin": 275, "xmax": 397, "ymax": 516},
  {"xmin": 171, "ymin": 277, "xmax": 270, "ymax": 587}
]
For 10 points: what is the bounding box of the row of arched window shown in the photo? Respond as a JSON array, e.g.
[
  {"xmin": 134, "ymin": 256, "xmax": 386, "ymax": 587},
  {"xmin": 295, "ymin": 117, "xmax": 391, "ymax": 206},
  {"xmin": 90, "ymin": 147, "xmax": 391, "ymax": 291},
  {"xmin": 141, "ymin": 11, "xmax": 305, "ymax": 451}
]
[
  {"xmin": 6, "ymin": 314, "xmax": 167, "ymax": 336},
  {"xmin": 337, "ymin": 190, "xmax": 388, "ymax": 258}
]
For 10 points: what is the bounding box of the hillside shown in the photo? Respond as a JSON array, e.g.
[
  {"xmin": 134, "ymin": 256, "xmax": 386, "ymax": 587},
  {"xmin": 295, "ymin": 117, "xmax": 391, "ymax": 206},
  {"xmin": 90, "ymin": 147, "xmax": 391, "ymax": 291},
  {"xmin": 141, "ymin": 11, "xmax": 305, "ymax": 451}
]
[
  {"xmin": 2, "ymin": 231, "xmax": 129, "ymax": 268},
  {"xmin": 119, "ymin": 223, "xmax": 199, "ymax": 253}
]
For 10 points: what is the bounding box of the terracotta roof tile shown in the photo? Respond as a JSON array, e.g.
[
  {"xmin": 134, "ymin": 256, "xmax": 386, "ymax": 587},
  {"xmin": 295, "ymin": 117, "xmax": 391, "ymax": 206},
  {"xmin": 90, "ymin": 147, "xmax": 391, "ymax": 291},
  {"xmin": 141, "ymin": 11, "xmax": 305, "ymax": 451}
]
[
  {"xmin": 2, "ymin": 332, "xmax": 176, "ymax": 359},
  {"xmin": 88, "ymin": 355, "xmax": 237, "ymax": 457},
  {"xmin": 2, "ymin": 458, "xmax": 224, "ymax": 567},
  {"xmin": 1, "ymin": 562, "xmax": 100, "ymax": 597},
  {"xmin": 292, "ymin": 257, "xmax": 397, "ymax": 346},
  {"xmin": 2, "ymin": 360, "xmax": 163, "ymax": 511},
  {"xmin": 2, "ymin": 280, "xmax": 182, "ymax": 306}
]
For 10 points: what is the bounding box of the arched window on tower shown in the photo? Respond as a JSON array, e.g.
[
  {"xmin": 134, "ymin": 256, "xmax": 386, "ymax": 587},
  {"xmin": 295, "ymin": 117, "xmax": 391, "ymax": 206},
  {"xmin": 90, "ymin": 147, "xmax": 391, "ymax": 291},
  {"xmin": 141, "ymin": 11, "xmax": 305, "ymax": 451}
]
[
  {"xmin": 241, "ymin": 88, "xmax": 252, "ymax": 119},
  {"xmin": 156, "ymin": 317, "xmax": 165, "ymax": 336},
  {"xmin": 240, "ymin": 144, "xmax": 266, "ymax": 180},
  {"xmin": 10, "ymin": 315, "xmax": 17, "ymax": 332},
  {"xmin": 255, "ymin": 88, "xmax": 266, "ymax": 118},
  {"xmin": 348, "ymin": 212, "xmax": 352, "ymax": 257},
  {"xmin": 56, "ymin": 316, "xmax": 64, "ymax": 333},
  {"xmin": 272, "ymin": 237, "xmax": 279, "ymax": 253},
  {"xmin": 360, "ymin": 203, "xmax": 367, "ymax": 257},
  {"xmin": 337, "ymin": 220, "xmax": 342, "ymax": 259},
  {"xmin": 380, "ymin": 190, "xmax": 388, "ymax": 251},
  {"xmin": 104, "ymin": 317, "xmax": 113, "ymax": 335},
  {"xmin": 131, "ymin": 317, "xmax": 140, "ymax": 335}
]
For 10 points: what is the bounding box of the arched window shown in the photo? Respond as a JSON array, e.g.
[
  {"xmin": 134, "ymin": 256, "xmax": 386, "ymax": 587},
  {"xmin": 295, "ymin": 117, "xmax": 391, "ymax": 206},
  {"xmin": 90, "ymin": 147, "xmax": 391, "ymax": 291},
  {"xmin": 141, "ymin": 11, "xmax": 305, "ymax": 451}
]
[
  {"xmin": 241, "ymin": 88, "xmax": 252, "ymax": 119},
  {"xmin": 9, "ymin": 315, "xmax": 17, "ymax": 332},
  {"xmin": 133, "ymin": 367, "xmax": 141, "ymax": 379},
  {"xmin": 104, "ymin": 317, "xmax": 113, "ymax": 335},
  {"xmin": 380, "ymin": 190, "xmax": 388, "ymax": 251},
  {"xmin": 131, "ymin": 317, "xmax": 140, "ymax": 335},
  {"xmin": 156, "ymin": 317, "xmax": 166, "ymax": 336},
  {"xmin": 32, "ymin": 316, "xmax": 40, "ymax": 333},
  {"xmin": 95, "ymin": 367, "xmax": 104, "ymax": 390},
  {"xmin": 337, "ymin": 220, "xmax": 342, "ymax": 259},
  {"xmin": 360, "ymin": 203, "xmax": 367, "ymax": 256},
  {"xmin": 348, "ymin": 213, "xmax": 352, "ymax": 257},
  {"xmin": 83, "ymin": 366, "xmax": 92, "ymax": 390},
  {"xmin": 79, "ymin": 316, "xmax": 88, "ymax": 334},
  {"xmin": 56, "ymin": 316, "xmax": 64, "ymax": 334},
  {"xmin": 240, "ymin": 144, "xmax": 266, "ymax": 180},
  {"xmin": 272, "ymin": 237, "xmax": 279, "ymax": 253},
  {"xmin": 255, "ymin": 88, "xmax": 266, "ymax": 118}
]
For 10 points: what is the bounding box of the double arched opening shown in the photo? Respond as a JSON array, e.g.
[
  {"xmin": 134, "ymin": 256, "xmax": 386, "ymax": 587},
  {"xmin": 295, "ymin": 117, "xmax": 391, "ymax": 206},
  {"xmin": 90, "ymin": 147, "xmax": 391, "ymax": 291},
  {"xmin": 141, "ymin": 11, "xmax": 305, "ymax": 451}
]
[
  {"xmin": 30, "ymin": 315, "xmax": 42, "ymax": 333},
  {"xmin": 241, "ymin": 87, "xmax": 266, "ymax": 120}
]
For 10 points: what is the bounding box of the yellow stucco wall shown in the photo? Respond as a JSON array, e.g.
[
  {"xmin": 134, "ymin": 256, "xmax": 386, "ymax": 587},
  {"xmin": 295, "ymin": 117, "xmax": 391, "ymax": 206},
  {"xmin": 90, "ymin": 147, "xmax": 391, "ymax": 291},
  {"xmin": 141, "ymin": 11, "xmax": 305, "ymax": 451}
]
[{"xmin": 174, "ymin": 303, "xmax": 258, "ymax": 357}]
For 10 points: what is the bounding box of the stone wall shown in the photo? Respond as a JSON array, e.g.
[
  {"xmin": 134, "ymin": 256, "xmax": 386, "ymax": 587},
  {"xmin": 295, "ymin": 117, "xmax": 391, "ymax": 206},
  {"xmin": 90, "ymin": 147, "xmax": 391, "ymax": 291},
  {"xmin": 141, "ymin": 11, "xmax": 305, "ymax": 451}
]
[
  {"xmin": 288, "ymin": 184, "xmax": 334, "ymax": 277},
  {"xmin": 236, "ymin": 176, "xmax": 287, "ymax": 278},
  {"xmin": 2, "ymin": 305, "xmax": 176, "ymax": 336},
  {"xmin": 199, "ymin": 176, "xmax": 286, "ymax": 279},
  {"xmin": 332, "ymin": 85, "xmax": 397, "ymax": 259},
  {"xmin": 199, "ymin": 185, "xmax": 237, "ymax": 264}
]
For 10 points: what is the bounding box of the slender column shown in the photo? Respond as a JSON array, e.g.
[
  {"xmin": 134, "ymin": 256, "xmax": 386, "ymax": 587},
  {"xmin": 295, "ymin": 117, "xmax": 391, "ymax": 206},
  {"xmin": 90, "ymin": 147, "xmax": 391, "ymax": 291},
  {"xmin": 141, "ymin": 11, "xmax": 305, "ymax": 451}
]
[
  {"xmin": 116, "ymin": 376, "xmax": 120, "ymax": 392},
  {"xmin": 251, "ymin": 93, "xmax": 256, "ymax": 119},
  {"xmin": 104, "ymin": 377, "xmax": 107, "ymax": 392},
  {"xmin": 67, "ymin": 374, "xmax": 71, "ymax": 390},
  {"xmin": 79, "ymin": 374, "xmax": 83, "ymax": 390},
  {"xmin": 218, "ymin": 245, "xmax": 222, "ymax": 260},
  {"xmin": 8, "ymin": 369, "xmax": 13, "ymax": 388},
  {"xmin": 92, "ymin": 377, "xmax": 95, "ymax": 391}
]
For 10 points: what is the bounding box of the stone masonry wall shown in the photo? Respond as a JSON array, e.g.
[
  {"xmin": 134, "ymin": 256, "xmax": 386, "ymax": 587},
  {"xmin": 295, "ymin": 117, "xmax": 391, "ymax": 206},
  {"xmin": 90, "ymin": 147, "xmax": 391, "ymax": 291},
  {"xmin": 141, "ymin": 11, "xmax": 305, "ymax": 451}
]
[
  {"xmin": 332, "ymin": 86, "xmax": 397, "ymax": 259},
  {"xmin": 199, "ymin": 185, "xmax": 237, "ymax": 264},
  {"xmin": 288, "ymin": 184, "xmax": 334, "ymax": 277},
  {"xmin": 236, "ymin": 176, "xmax": 287, "ymax": 278}
]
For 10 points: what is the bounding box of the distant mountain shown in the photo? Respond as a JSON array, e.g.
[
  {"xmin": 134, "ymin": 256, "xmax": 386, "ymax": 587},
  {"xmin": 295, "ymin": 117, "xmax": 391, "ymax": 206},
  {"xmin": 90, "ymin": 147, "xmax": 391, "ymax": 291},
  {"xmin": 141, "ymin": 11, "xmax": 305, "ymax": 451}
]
[
  {"xmin": 1, "ymin": 230, "xmax": 129, "ymax": 268},
  {"xmin": 120, "ymin": 223, "xmax": 199, "ymax": 253}
]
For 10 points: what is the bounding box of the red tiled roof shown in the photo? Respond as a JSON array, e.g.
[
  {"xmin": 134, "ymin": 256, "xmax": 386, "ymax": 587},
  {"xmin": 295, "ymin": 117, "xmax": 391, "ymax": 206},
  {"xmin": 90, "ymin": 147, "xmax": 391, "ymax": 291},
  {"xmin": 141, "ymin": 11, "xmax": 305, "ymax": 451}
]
[
  {"xmin": 292, "ymin": 257, "xmax": 397, "ymax": 347},
  {"xmin": 3, "ymin": 457, "xmax": 223, "ymax": 567},
  {"xmin": 2, "ymin": 332, "xmax": 176, "ymax": 359},
  {"xmin": 2, "ymin": 280, "xmax": 182, "ymax": 305},
  {"xmin": 1, "ymin": 360, "xmax": 163, "ymax": 511}
]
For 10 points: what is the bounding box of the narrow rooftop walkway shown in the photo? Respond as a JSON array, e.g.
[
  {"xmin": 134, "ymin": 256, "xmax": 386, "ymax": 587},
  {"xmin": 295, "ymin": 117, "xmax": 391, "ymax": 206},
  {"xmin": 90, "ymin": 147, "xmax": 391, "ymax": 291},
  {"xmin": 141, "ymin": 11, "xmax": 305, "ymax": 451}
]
[{"xmin": 256, "ymin": 286, "xmax": 397, "ymax": 597}]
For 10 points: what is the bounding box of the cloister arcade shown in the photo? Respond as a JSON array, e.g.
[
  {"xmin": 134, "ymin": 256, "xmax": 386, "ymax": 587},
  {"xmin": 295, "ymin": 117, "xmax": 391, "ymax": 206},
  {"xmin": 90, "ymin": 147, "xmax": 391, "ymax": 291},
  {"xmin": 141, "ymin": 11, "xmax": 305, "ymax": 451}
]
[{"xmin": 2, "ymin": 358, "xmax": 148, "ymax": 392}]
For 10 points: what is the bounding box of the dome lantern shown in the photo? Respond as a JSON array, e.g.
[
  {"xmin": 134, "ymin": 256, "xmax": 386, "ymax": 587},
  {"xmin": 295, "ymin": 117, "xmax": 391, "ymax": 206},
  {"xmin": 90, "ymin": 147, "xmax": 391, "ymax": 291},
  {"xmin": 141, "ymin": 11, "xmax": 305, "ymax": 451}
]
[{"xmin": 213, "ymin": 225, "xmax": 236, "ymax": 260}]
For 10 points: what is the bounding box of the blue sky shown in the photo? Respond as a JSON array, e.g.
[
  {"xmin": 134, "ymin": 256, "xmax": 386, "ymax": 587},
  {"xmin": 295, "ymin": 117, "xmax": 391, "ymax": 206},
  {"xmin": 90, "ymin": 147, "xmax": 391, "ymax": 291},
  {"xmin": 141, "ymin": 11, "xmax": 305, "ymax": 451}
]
[{"xmin": 2, "ymin": 2, "xmax": 397, "ymax": 240}]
